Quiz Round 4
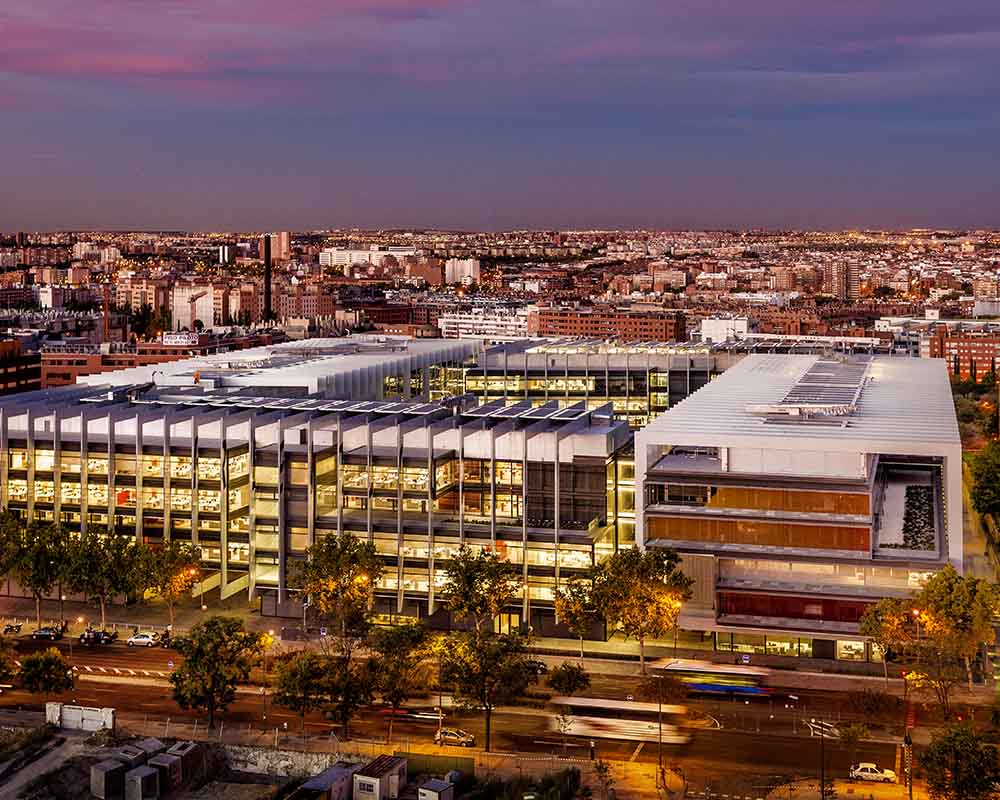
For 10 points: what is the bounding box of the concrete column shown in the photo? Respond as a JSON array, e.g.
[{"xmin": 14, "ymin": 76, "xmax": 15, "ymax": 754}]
[
  {"xmin": 396, "ymin": 424, "xmax": 404, "ymax": 615},
  {"xmin": 521, "ymin": 428, "xmax": 529, "ymax": 620},
  {"xmin": 190, "ymin": 420, "xmax": 198, "ymax": 550},
  {"xmin": 276, "ymin": 419, "xmax": 286, "ymax": 603},
  {"xmin": 306, "ymin": 420, "xmax": 316, "ymax": 548},
  {"xmin": 489, "ymin": 426, "xmax": 497, "ymax": 545},
  {"xmin": 79, "ymin": 412, "xmax": 88, "ymax": 534},
  {"xmin": 426, "ymin": 423, "xmax": 435, "ymax": 615},
  {"xmin": 247, "ymin": 417, "xmax": 258, "ymax": 599},
  {"xmin": 25, "ymin": 409, "xmax": 35, "ymax": 521},
  {"xmin": 365, "ymin": 422, "xmax": 373, "ymax": 543},
  {"xmin": 458, "ymin": 424, "xmax": 465, "ymax": 544},
  {"xmin": 52, "ymin": 409, "xmax": 62, "ymax": 525},
  {"xmin": 162, "ymin": 418, "xmax": 171, "ymax": 543},
  {"xmin": 554, "ymin": 435, "xmax": 561, "ymax": 594},
  {"xmin": 0, "ymin": 411, "xmax": 8, "ymax": 510},
  {"xmin": 219, "ymin": 435, "xmax": 228, "ymax": 590},
  {"xmin": 335, "ymin": 424, "xmax": 344, "ymax": 538},
  {"xmin": 134, "ymin": 413, "xmax": 143, "ymax": 543},
  {"xmin": 106, "ymin": 411, "xmax": 116, "ymax": 530}
]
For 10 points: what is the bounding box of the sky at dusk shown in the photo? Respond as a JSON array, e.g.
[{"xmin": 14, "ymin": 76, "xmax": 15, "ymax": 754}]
[{"xmin": 2, "ymin": 1, "xmax": 999, "ymax": 231}]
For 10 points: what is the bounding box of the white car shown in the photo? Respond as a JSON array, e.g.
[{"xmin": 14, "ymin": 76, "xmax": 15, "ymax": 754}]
[
  {"xmin": 127, "ymin": 632, "xmax": 161, "ymax": 647},
  {"xmin": 850, "ymin": 763, "xmax": 896, "ymax": 783}
]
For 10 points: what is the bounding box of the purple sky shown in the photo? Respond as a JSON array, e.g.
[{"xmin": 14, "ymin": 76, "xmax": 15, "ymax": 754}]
[{"xmin": 2, "ymin": 1, "xmax": 999, "ymax": 231}]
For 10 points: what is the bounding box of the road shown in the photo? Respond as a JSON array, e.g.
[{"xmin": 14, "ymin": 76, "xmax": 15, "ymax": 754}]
[{"xmin": 4, "ymin": 637, "xmax": 901, "ymax": 796}]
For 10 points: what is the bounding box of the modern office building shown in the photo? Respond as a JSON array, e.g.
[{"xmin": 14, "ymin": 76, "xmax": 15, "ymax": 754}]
[
  {"xmin": 76, "ymin": 335, "xmax": 480, "ymax": 401},
  {"xmin": 0, "ymin": 385, "xmax": 632, "ymax": 633},
  {"xmin": 635, "ymin": 354, "xmax": 961, "ymax": 662},
  {"xmin": 41, "ymin": 331, "xmax": 287, "ymax": 389},
  {"xmin": 461, "ymin": 339, "xmax": 721, "ymax": 429},
  {"xmin": 457, "ymin": 337, "xmax": 891, "ymax": 430}
]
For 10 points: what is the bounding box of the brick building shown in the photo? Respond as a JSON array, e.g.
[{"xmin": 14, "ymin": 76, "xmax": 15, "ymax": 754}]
[{"xmin": 527, "ymin": 307, "xmax": 687, "ymax": 342}]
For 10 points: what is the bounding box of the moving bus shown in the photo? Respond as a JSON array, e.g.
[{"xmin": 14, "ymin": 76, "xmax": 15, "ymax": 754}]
[
  {"xmin": 548, "ymin": 696, "xmax": 692, "ymax": 744},
  {"xmin": 653, "ymin": 659, "xmax": 770, "ymax": 696}
]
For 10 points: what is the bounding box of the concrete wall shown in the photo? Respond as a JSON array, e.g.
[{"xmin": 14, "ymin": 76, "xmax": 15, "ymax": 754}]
[
  {"xmin": 224, "ymin": 745, "xmax": 360, "ymax": 779},
  {"xmin": 46, "ymin": 703, "xmax": 115, "ymax": 732}
]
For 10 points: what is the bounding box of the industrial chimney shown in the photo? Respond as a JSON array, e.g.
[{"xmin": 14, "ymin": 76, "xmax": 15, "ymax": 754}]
[{"xmin": 262, "ymin": 234, "xmax": 272, "ymax": 322}]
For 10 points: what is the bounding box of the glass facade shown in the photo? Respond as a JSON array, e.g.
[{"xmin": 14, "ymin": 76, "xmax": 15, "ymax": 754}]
[
  {"xmin": 646, "ymin": 516, "xmax": 870, "ymax": 551},
  {"xmin": 0, "ymin": 397, "xmax": 631, "ymax": 627}
]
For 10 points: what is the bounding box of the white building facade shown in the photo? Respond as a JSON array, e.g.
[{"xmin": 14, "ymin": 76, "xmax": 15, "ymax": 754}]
[{"xmin": 635, "ymin": 354, "xmax": 962, "ymax": 662}]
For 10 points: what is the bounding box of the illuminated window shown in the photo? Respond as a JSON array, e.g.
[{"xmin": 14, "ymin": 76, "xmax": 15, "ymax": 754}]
[
  {"xmin": 197, "ymin": 457, "xmax": 221, "ymax": 481},
  {"xmin": 227, "ymin": 452, "xmax": 250, "ymax": 479},
  {"xmin": 35, "ymin": 450, "xmax": 56, "ymax": 472},
  {"xmin": 8, "ymin": 449, "xmax": 28, "ymax": 470}
]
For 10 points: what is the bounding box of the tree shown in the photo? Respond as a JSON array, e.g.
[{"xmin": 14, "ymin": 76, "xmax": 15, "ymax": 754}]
[
  {"xmin": 547, "ymin": 662, "xmax": 591, "ymax": 697},
  {"xmin": 440, "ymin": 545, "xmax": 520, "ymax": 633},
  {"xmin": 289, "ymin": 532, "xmax": 383, "ymax": 649},
  {"xmin": 860, "ymin": 597, "xmax": 911, "ymax": 687},
  {"xmin": 66, "ymin": 530, "xmax": 147, "ymax": 629},
  {"xmin": 145, "ymin": 541, "xmax": 201, "ymax": 628},
  {"xmin": 0, "ymin": 636, "xmax": 16, "ymax": 684},
  {"xmin": 915, "ymin": 566, "xmax": 1000, "ymax": 691},
  {"xmin": 170, "ymin": 616, "xmax": 264, "ymax": 728},
  {"xmin": 922, "ymin": 725, "xmax": 1000, "ymax": 800},
  {"xmin": 838, "ymin": 723, "xmax": 870, "ymax": 767},
  {"xmin": 555, "ymin": 576, "xmax": 592, "ymax": 659},
  {"xmin": 441, "ymin": 630, "xmax": 534, "ymax": 752},
  {"xmin": 20, "ymin": 648, "xmax": 73, "ymax": 696},
  {"xmin": 324, "ymin": 655, "xmax": 375, "ymax": 739},
  {"xmin": 6, "ymin": 521, "xmax": 68, "ymax": 629},
  {"xmin": 368, "ymin": 623, "xmax": 431, "ymax": 742},
  {"xmin": 272, "ymin": 650, "xmax": 330, "ymax": 733},
  {"xmin": 970, "ymin": 442, "xmax": 1000, "ymax": 515},
  {"xmin": 589, "ymin": 547, "xmax": 692, "ymax": 674},
  {"xmin": 593, "ymin": 760, "xmax": 615, "ymax": 800}
]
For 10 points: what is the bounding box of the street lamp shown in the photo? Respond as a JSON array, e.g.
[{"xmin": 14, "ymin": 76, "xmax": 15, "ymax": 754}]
[
  {"xmin": 655, "ymin": 674, "xmax": 664, "ymax": 788},
  {"xmin": 811, "ymin": 717, "xmax": 827, "ymax": 800}
]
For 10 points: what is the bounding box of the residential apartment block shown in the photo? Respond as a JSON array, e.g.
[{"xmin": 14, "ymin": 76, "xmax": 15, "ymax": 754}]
[{"xmin": 527, "ymin": 307, "xmax": 688, "ymax": 342}]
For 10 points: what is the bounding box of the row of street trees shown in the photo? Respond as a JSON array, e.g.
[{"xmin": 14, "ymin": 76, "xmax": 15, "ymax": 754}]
[
  {"xmin": 163, "ymin": 536, "xmax": 691, "ymax": 748},
  {"xmin": 0, "ymin": 511, "xmax": 202, "ymax": 629},
  {"xmin": 860, "ymin": 565, "xmax": 999, "ymax": 717},
  {"xmin": 556, "ymin": 546, "xmax": 693, "ymax": 673}
]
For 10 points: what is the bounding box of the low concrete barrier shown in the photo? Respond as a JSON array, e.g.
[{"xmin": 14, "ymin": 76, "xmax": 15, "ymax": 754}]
[{"xmin": 46, "ymin": 702, "xmax": 115, "ymax": 732}]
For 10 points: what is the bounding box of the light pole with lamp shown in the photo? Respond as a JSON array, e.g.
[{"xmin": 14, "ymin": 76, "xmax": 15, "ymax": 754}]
[
  {"xmin": 811, "ymin": 717, "xmax": 827, "ymax": 800},
  {"xmin": 655, "ymin": 674, "xmax": 664, "ymax": 787}
]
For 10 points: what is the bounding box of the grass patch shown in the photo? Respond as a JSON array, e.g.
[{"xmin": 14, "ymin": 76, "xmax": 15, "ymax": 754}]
[{"xmin": 0, "ymin": 725, "xmax": 56, "ymax": 763}]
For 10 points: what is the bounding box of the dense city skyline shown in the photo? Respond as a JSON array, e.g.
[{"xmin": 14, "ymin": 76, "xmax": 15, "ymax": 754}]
[{"xmin": 4, "ymin": 1, "xmax": 1000, "ymax": 231}]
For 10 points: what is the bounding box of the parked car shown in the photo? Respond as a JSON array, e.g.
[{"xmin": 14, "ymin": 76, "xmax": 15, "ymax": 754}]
[
  {"xmin": 525, "ymin": 659, "xmax": 549, "ymax": 677},
  {"xmin": 31, "ymin": 627, "xmax": 63, "ymax": 641},
  {"xmin": 850, "ymin": 763, "xmax": 897, "ymax": 783},
  {"xmin": 126, "ymin": 632, "xmax": 161, "ymax": 647},
  {"xmin": 434, "ymin": 728, "xmax": 476, "ymax": 747},
  {"xmin": 79, "ymin": 629, "xmax": 118, "ymax": 646}
]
